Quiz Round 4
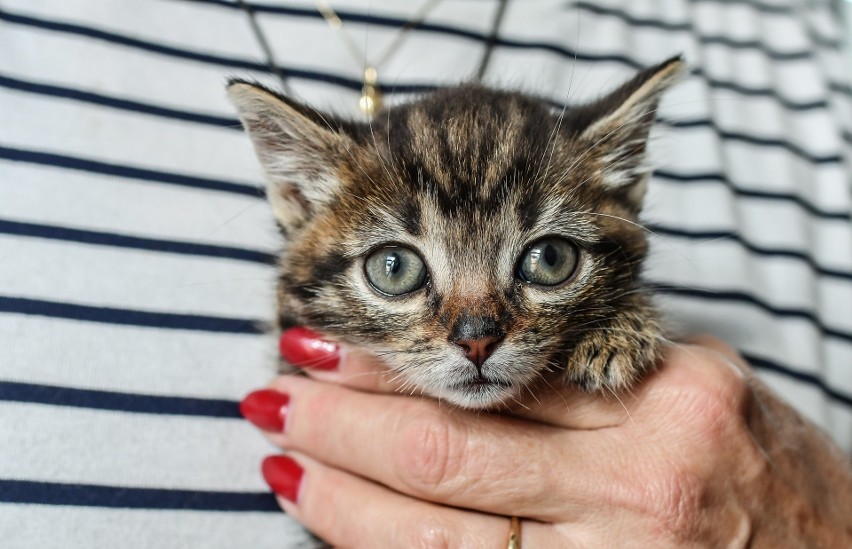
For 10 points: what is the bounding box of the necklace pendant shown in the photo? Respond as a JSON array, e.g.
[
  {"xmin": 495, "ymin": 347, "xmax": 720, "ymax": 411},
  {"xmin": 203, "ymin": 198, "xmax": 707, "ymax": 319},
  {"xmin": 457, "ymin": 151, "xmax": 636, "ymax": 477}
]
[
  {"xmin": 359, "ymin": 65, "xmax": 381, "ymax": 117},
  {"xmin": 359, "ymin": 84, "xmax": 382, "ymax": 117}
]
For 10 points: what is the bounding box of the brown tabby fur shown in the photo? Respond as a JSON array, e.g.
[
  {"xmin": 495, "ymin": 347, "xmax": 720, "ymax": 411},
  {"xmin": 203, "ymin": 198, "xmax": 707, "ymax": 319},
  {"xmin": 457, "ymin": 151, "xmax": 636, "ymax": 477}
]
[{"xmin": 228, "ymin": 57, "xmax": 684, "ymax": 408}]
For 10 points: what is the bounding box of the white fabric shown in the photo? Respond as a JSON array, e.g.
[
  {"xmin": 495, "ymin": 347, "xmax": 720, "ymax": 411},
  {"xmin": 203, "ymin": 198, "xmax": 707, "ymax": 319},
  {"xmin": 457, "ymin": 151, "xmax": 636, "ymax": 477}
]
[{"xmin": 1, "ymin": 0, "xmax": 850, "ymax": 547}]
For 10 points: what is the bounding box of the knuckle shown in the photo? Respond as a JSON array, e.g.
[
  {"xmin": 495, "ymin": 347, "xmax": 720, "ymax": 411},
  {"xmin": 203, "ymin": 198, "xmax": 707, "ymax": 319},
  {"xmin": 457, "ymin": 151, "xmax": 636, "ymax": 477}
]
[
  {"xmin": 692, "ymin": 361, "xmax": 750, "ymax": 438},
  {"xmin": 392, "ymin": 411, "xmax": 465, "ymax": 495},
  {"xmin": 662, "ymin": 347, "xmax": 751, "ymax": 442}
]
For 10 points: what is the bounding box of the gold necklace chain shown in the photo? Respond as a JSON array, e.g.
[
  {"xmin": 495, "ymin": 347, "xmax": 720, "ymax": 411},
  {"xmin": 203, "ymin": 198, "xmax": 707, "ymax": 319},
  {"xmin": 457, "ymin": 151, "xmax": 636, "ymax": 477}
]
[{"xmin": 316, "ymin": 0, "xmax": 443, "ymax": 116}]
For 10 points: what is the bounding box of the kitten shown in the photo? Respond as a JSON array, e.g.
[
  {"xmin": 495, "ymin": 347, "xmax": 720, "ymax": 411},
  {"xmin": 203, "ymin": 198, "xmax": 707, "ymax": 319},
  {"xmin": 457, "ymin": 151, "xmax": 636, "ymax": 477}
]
[{"xmin": 228, "ymin": 56, "xmax": 684, "ymax": 409}]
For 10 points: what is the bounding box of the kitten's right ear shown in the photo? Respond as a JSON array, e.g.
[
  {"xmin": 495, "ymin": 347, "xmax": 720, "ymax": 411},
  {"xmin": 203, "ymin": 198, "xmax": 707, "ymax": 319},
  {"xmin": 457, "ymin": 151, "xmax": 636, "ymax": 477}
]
[
  {"xmin": 227, "ymin": 80, "xmax": 352, "ymax": 231},
  {"xmin": 573, "ymin": 56, "xmax": 685, "ymax": 211}
]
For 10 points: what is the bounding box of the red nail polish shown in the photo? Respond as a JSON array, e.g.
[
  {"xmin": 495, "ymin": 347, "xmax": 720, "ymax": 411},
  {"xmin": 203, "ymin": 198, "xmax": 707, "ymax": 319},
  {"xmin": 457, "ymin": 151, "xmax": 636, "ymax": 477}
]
[
  {"xmin": 240, "ymin": 390, "xmax": 289, "ymax": 432},
  {"xmin": 262, "ymin": 455, "xmax": 304, "ymax": 503},
  {"xmin": 279, "ymin": 327, "xmax": 339, "ymax": 370}
]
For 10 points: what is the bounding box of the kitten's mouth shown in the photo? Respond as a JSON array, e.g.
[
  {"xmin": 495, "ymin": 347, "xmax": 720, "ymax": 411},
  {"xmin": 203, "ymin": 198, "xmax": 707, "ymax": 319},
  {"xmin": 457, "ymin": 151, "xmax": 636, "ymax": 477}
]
[{"xmin": 452, "ymin": 375, "xmax": 512, "ymax": 392}]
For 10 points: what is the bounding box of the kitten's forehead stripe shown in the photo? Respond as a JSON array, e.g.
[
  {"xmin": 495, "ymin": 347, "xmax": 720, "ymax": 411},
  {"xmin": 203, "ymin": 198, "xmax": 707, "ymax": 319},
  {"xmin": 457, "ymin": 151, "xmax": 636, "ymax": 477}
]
[
  {"xmin": 396, "ymin": 198, "xmax": 422, "ymax": 236},
  {"xmin": 394, "ymin": 89, "xmax": 536, "ymax": 216}
]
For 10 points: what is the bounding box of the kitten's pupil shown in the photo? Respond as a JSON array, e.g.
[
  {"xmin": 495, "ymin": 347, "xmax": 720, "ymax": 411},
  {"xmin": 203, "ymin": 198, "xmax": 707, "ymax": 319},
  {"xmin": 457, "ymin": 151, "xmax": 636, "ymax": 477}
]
[
  {"xmin": 543, "ymin": 245, "xmax": 558, "ymax": 267},
  {"xmin": 385, "ymin": 254, "xmax": 401, "ymax": 276}
]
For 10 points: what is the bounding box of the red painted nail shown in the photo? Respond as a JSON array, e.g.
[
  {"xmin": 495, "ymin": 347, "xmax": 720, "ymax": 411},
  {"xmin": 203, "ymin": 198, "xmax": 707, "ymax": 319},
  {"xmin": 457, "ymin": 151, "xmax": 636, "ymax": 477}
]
[
  {"xmin": 279, "ymin": 327, "xmax": 339, "ymax": 370},
  {"xmin": 239, "ymin": 390, "xmax": 289, "ymax": 432},
  {"xmin": 262, "ymin": 455, "xmax": 304, "ymax": 504}
]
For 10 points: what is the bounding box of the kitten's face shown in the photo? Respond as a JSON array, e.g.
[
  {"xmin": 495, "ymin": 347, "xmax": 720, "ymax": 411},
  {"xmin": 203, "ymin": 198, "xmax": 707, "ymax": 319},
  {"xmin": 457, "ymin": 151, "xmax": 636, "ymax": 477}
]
[{"xmin": 229, "ymin": 57, "xmax": 682, "ymax": 408}]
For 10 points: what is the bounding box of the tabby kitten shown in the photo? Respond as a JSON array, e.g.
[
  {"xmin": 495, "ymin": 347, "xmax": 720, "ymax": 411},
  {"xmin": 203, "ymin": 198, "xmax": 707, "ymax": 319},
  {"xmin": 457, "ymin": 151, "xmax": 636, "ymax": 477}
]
[{"xmin": 228, "ymin": 57, "xmax": 683, "ymax": 409}]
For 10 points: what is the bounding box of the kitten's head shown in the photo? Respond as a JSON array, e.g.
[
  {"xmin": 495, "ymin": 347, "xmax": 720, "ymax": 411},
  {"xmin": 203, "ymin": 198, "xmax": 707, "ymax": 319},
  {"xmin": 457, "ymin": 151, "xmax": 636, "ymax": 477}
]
[{"xmin": 228, "ymin": 57, "xmax": 684, "ymax": 408}]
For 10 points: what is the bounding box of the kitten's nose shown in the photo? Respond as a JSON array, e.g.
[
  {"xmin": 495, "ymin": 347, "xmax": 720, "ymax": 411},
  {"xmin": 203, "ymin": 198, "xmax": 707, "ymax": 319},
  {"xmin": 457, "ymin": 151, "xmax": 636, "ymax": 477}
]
[
  {"xmin": 450, "ymin": 315, "xmax": 504, "ymax": 368},
  {"xmin": 454, "ymin": 335, "xmax": 502, "ymax": 367}
]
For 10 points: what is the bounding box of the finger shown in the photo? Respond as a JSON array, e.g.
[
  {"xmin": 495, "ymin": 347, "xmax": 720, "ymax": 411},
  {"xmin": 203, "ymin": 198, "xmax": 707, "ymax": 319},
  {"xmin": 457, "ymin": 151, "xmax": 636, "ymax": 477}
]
[
  {"xmin": 266, "ymin": 376, "xmax": 623, "ymax": 521},
  {"xmin": 501, "ymin": 374, "xmax": 639, "ymax": 430},
  {"xmin": 262, "ymin": 452, "xmax": 561, "ymax": 549},
  {"xmin": 279, "ymin": 327, "xmax": 403, "ymax": 394}
]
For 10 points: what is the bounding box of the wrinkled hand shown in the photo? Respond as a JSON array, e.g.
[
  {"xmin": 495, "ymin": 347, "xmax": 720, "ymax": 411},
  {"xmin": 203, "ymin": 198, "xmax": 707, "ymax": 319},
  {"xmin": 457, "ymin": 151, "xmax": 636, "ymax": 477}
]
[{"xmin": 240, "ymin": 330, "xmax": 852, "ymax": 547}]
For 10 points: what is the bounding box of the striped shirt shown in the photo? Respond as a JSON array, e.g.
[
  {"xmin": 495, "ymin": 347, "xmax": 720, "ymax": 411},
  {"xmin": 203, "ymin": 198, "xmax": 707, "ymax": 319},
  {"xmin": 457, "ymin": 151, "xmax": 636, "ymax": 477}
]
[{"xmin": 1, "ymin": 1, "xmax": 850, "ymax": 547}]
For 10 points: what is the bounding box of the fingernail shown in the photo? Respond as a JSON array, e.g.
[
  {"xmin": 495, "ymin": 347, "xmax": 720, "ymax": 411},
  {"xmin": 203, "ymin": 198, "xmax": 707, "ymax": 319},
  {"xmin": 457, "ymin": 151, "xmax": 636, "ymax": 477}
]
[
  {"xmin": 240, "ymin": 389, "xmax": 289, "ymax": 432},
  {"xmin": 262, "ymin": 455, "xmax": 304, "ymax": 503},
  {"xmin": 279, "ymin": 327, "xmax": 339, "ymax": 371}
]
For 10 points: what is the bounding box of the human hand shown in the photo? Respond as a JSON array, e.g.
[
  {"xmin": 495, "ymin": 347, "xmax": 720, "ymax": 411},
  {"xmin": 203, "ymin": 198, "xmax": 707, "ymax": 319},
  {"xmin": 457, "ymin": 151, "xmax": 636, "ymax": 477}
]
[{"xmin": 241, "ymin": 328, "xmax": 852, "ymax": 547}]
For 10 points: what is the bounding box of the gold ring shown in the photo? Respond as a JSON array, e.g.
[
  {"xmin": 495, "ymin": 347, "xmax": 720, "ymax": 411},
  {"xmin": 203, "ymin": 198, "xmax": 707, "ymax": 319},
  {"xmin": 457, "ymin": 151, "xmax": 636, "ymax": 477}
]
[{"xmin": 506, "ymin": 516, "xmax": 521, "ymax": 549}]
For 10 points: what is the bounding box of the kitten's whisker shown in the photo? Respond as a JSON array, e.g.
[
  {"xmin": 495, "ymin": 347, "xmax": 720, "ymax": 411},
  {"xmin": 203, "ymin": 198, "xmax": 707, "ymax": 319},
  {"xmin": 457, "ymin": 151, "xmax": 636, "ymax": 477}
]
[
  {"xmin": 509, "ymin": 393, "xmax": 533, "ymax": 412},
  {"xmin": 538, "ymin": 373, "xmax": 570, "ymax": 410},
  {"xmin": 537, "ymin": 25, "xmax": 587, "ymax": 188},
  {"xmin": 565, "ymin": 9, "xmax": 581, "ymax": 104},
  {"xmin": 206, "ymin": 200, "xmax": 266, "ymax": 238},
  {"xmin": 367, "ymin": 108, "xmax": 397, "ymax": 188},
  {"xmin": 605, "ymin": 384, "xmax": 637, "ymax": 428},
  {"xmin": 534, "ymin": 8, "xmax": 582, "ymax": 189},
  {"xmin": 578, "ymin": 211, "xmax": 699, "ymax": 269},
  {"xmin": 534, "ymin": 96, "xmax": 569, "ymax": 189}
]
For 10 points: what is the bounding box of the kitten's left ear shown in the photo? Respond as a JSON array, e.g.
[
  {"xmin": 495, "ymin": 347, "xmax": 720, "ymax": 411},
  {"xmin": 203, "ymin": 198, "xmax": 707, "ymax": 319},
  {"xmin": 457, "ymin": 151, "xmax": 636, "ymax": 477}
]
[{"xmin": 577, "ymin": 56, "xmax": 686, "ymax": 210}]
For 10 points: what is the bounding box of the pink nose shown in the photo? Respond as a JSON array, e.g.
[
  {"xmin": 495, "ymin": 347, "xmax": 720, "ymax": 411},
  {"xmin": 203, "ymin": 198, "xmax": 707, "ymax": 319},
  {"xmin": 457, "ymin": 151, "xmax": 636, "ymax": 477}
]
[{"xmin": 454, "ymin": 335, "xmax": 502, "ymax": 367}]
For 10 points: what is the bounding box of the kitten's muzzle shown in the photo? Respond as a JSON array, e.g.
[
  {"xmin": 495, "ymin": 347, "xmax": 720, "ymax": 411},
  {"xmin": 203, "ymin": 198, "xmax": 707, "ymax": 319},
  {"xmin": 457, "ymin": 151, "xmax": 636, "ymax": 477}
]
[{"xmin": 450, "ymin": 315, "xmax": 504, "ymax": 369}]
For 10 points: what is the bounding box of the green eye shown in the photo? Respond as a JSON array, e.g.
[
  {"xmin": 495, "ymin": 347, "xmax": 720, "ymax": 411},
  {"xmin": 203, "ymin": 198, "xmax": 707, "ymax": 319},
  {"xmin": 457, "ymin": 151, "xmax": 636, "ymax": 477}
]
[
  {"xmin": 364, "ymin": 246, "xmax": 427, "ymax": 296},
  {"xmin": 518, "ymin": 238, "xmax": 578, "ymax": 286}
]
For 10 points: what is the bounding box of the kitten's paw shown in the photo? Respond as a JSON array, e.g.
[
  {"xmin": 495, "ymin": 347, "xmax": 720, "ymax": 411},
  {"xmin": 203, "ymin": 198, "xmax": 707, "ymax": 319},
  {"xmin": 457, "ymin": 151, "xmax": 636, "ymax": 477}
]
[{"xmin": 566, "ymin": 316, "xmax": 662, "ymax": 392}]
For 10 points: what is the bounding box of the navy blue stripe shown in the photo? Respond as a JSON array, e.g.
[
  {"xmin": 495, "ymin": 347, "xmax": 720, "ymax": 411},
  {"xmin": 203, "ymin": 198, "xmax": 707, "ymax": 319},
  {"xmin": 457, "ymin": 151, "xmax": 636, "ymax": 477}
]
[
  {"xmin": 681, "ymin": 0, "xmax": 789, "ymax": 15},
  {"xmin": 2, "ymin": 6, "xmax": 848, "ymax": 111},
  {"xmin": 0, "ymin": 73, "xmax": 240, "ymax": 129},
  {"xmin": 743, "ymin": 352, "xmax": 852, "ymax": 408},
  {"xmin": 0, "ymin": 9, "xmax": 265, "ymax": 72},
  {"xmin": 0, "ymin": 480, "xmax": 278, "ymax": 511},
  {"xmin": 3, "ymin": 71, "xmax": 844, "ymax": 164},
  {"xmin": 687, "ymin": 125, "xmax": 843, "ymax": 164},
  {"xmin": 0, "ymin": 145, "xmax": 263, "ymax": 198},
  {"xmin": 654, "ymin": 170, "xmax": 850, "ymax": 221},
  {"xmin": 667, "ymin": 116, "xmax": 850, "ymax": 148},
  {"xmin": 0, "ymin": 381, "xmax": 241, "ymax": 418},
  {"xmin": 651, "ymin": 284, "xmax": 852, "ymax": 343},
  {"xmin": 693, "ymin": 0, "xmax": 840, "ymax": 26},
  {"xmin": 647, "ymin": 223, "xmax": 852, "ymax": 282},
  {"xmin": 571, "ymin": 2, "xmax": 839, "ymax": 61},
  {"xmin": 0, "ymin": 296, "xmax": 264, "ymax": 333},
  {"xmin": 225, "ymin": 0, "xmax": 839, "ymax": 24},
  {"xmin": 0, "ymin": 219, "xmax": 276, "ymax": 265}
]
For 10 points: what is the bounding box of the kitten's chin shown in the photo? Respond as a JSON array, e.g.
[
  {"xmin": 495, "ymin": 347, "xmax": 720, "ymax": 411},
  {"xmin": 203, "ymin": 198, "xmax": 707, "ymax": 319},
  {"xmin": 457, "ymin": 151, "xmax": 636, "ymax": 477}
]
[{"xmin": 429, "ymin": 381, "xmax": 518, "ymax": 410}]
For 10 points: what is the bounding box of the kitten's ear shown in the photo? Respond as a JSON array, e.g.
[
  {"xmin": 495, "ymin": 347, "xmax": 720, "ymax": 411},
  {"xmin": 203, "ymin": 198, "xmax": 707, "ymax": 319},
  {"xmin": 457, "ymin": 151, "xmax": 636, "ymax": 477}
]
[
  {"xmin": 577, "ymin": 56, "xmax": 685, "ymax": 210},
  {"xmin": 227, "ymin": 80, "xmax": 353, "ymax": 231}
]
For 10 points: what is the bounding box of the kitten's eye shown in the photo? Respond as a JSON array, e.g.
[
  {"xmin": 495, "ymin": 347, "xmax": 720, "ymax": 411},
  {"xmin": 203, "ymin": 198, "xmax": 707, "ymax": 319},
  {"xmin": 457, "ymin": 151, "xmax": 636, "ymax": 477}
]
[
  {"xmin": 364, "ymin": 246, "xmax": 427, "ymax": 296},
  {"xmin": 518, "ymin": 238, "xmax": 578, "ymax": 286}
]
